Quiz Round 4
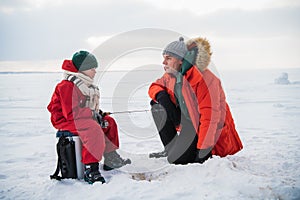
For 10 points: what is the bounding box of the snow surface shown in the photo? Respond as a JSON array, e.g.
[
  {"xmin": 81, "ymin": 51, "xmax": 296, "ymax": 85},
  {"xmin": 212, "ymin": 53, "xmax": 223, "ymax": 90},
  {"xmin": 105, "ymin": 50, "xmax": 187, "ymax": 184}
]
[{"xmin": 0, "ymin": 68, "xmax": 300, "ymax": 200}]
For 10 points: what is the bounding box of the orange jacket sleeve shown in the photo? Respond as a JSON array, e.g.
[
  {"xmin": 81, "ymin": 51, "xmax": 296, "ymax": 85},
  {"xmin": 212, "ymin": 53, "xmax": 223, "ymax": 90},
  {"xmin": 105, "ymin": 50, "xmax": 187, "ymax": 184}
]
[
  {"xmin": 148, "ymin": 82, "xmax": 166, "ymax": 101},
  {"xmin": 148, "ymin": 73, "xmax": 177, "ymax": 103}
]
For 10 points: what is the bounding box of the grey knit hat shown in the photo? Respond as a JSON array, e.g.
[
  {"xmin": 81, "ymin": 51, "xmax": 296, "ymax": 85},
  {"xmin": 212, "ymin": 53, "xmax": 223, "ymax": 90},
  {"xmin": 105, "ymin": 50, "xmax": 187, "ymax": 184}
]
[{"xmin": 162, "ymin": 37, "xmax": 188, "ymax": 60}]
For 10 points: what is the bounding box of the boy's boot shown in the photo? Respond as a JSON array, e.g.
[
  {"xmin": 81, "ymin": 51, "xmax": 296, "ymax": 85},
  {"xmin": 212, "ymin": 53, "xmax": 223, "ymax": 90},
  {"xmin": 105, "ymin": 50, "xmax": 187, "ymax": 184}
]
[
  {"xmin": 103, "ymin": 151, "xmax": 131, "ymax": 171},
  {"xmin": 84, "ymin": 162, "xmax": 105, "ymax": 184}
]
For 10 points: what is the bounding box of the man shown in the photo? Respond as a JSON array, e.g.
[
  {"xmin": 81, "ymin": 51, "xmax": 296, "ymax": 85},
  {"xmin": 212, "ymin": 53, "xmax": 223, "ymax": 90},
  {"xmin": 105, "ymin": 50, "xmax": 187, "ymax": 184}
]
[
  {"xmin": 148, "ymin": 37, "xmax": 243, "ymax": 164},
  {"xmin": 48, "ymin": 51, "xmax": 131, "ymax": 184}
]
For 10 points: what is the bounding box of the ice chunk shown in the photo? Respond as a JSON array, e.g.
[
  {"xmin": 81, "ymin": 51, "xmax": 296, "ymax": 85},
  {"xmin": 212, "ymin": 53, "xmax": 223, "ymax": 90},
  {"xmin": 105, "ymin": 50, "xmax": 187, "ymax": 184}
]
[{"xmin": 275, "ymin": 72, "xmax": 290, "ymax": 85}]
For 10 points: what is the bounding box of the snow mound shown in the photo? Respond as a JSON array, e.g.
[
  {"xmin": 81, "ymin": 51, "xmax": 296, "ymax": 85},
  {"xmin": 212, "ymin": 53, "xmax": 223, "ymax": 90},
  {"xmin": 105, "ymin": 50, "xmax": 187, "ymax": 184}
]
[{"xmin": 274, "ymin": 72, "xmax": 290, "ymax": 85}]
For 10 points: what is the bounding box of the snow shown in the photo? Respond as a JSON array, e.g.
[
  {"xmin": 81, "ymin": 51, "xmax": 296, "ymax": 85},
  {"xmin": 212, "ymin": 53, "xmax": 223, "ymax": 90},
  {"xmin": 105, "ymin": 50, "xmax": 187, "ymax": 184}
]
[
  {"xmin": 275, "ymin": 72, "xmax": 290, "ymax": 85},
  {"xmin": 1, "ymin": 68, "xmax": 300, "ymax": 200}
]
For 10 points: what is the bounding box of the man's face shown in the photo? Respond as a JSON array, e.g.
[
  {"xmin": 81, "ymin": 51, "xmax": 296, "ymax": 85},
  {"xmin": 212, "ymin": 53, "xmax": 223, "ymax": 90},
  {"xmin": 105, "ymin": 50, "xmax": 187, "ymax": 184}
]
[{"xmin": 162, "ymin": 54, "xmax": 182, "ymax": 74}]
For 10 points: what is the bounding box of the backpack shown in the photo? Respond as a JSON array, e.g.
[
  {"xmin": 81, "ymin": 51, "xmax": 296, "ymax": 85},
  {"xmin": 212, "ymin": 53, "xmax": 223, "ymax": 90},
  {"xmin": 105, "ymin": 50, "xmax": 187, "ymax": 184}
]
[{"xmin": 50, "ymin": 136, "xmax": 78, "ymax": 180}]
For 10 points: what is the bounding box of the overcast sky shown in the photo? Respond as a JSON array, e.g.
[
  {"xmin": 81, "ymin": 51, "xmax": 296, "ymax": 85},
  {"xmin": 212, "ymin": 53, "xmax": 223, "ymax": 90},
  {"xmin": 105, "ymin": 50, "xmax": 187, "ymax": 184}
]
[{"xmin": 0, "ymin": 0, "xmax": 300, "ymax": 70}]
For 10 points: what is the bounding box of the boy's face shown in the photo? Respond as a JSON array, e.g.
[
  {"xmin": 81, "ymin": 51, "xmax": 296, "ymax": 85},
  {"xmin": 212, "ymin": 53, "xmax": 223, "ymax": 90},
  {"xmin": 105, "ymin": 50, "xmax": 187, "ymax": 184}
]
[
  {"xmin": 81, "ymin": 68, "xmax": 96, "ymax": 79},
  {"xmin": 162, "ymin": 54, "xmax": 182, "ymax": 74}
]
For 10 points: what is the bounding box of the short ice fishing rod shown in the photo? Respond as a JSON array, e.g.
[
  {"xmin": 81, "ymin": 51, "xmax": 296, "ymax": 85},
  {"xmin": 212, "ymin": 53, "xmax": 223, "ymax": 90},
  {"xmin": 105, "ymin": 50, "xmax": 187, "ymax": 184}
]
[{"xmin": 102, "ymin": 109, "xmax": 150, "ymax": 115}]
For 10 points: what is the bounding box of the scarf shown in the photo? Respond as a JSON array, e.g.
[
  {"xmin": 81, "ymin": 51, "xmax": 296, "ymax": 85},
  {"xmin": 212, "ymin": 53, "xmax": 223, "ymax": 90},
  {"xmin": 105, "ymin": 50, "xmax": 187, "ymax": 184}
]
[{"xmin": 63, "ymin": 71, "xmax": 100, "ymax": 111}]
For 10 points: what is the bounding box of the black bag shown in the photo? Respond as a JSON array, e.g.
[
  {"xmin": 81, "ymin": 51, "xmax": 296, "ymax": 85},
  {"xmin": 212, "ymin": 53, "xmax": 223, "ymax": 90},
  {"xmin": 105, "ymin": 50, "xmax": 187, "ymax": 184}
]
[{"xmin": 50, "ymin": 136, "xmax": 78, "ymax": 180}]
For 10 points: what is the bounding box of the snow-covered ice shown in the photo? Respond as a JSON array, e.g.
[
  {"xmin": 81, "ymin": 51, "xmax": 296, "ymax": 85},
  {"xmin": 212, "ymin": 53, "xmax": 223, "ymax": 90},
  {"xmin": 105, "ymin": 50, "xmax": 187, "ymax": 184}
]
[{"xmin": 0, "ymin": 68, "xmax": 300, "ymax": 200}]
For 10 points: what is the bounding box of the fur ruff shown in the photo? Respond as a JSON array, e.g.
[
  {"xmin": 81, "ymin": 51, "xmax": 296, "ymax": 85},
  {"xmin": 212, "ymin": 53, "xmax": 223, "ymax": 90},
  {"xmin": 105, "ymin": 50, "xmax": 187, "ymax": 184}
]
[{"xmin": 186, "ymin": 37, "xmax": 212, "ymax": 72}]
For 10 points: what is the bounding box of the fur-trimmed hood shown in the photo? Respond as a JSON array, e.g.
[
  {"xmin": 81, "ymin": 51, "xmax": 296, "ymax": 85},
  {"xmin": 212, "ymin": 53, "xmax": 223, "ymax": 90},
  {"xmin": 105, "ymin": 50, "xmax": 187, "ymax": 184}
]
[{"xmin": 186, "ymin": 37, "xmax": 212, "ymax": 72}]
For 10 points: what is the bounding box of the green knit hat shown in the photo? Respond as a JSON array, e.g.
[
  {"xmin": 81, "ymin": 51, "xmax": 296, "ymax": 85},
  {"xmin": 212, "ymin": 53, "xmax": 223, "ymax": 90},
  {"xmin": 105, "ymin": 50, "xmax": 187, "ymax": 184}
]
[{"xmin": 72, "ymin": 50, "xmax": 98, "ymax": 71}]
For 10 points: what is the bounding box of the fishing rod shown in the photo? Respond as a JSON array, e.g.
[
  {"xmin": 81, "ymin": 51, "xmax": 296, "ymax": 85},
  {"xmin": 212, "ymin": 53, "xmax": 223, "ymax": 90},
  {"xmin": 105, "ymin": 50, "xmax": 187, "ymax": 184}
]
[{"xmin": 105, "ymin": 109, "xmax": 150, "ymax": 115}]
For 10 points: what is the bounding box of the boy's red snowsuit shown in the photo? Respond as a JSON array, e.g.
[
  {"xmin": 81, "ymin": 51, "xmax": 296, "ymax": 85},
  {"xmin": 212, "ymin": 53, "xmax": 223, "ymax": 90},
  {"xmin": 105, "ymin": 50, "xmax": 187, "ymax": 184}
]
[{"xmin": 47, "ymin": 60, "xmax": 119, "ymax": 164}]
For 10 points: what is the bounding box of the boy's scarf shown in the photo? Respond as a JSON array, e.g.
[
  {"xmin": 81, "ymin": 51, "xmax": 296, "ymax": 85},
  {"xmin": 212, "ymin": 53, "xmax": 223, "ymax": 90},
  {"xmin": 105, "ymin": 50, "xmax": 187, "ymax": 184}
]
[{"xmin": 63, "ymin": 71, "xmax": 100, "ymax": 111}]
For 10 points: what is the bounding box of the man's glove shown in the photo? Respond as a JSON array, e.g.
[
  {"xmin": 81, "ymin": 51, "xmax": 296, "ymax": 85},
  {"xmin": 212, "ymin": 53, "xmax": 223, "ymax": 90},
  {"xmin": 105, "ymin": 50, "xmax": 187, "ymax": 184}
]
[
  {"xmin": 156, "ymin": 91, "xmax": 181, "ymax": 126},
  {"xmin": 195, "ymin": 148, "xmax": 212, "ymax": 164}
]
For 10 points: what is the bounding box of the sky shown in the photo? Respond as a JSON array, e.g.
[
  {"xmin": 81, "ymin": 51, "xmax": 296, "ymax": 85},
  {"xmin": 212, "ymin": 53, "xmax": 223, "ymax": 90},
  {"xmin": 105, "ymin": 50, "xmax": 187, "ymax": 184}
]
[{"xmin": 0, "ymin": 0, "xmax": 300, "ymax": 70}]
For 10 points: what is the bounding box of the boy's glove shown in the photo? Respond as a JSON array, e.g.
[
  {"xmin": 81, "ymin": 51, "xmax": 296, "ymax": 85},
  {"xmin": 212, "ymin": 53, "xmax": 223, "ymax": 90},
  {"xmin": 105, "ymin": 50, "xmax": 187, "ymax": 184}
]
[
  {"xmin": 92, "ymin": 110, "xmax": 109, "ymax": 128},
  {"xmin": 92, "ymin": 110, "xmax": 102, "ymax": 123},
  {"xmin": 194, "ymin": 148, "xmax": 212, "ymax": 164},
  {"xmin": 99, "ymin": 110, "xmax": 110, "ymax": 117}
]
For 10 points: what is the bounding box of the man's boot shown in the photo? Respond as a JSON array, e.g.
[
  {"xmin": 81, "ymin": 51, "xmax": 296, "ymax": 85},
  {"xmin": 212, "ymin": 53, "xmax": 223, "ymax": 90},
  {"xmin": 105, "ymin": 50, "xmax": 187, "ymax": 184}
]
[{"xmin": 149, "ymin": 149, "xmax": 168, "ymax": 158}]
